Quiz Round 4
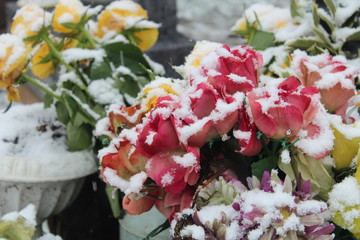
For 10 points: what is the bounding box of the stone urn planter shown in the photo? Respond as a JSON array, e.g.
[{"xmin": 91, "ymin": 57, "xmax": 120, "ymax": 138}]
[
  {"xmin": 119, "ymin": 207, "xmax": 169, "ymax": 240},
  {"xmin": 0, "ymin": 103, "xmax": 97, "ymax": 224}
]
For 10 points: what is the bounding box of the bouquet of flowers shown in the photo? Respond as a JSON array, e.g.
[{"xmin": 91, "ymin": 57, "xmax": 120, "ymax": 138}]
[
  {"xmin": 95, "ymin": 1, "xmax": 360, "ymax": 240},
  {"xmin": 0, "ymin": 0, "xmax": 163, "ymax": 151}
]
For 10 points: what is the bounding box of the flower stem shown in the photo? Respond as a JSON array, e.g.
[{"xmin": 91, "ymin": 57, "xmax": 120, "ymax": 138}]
[
  {"xmin": 78, "ymin": 25, "xmax": 98, "ymax": 48},
  {"xmin": 20, "ymin": 72, "xmax": 62, "ymax": 101},
  {"xmin": 41, "ymin": 34, "xmax": 73, "ymax": 72}
]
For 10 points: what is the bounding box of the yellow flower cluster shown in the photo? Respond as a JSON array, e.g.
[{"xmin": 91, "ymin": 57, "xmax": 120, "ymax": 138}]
[
  {"xmin": 95, "ymin": 0, "xmax": 159, "ymax": 51},
  {"xmin": 0, "ymin": 34, "xmax": 28, "ymax": 101},
  {"xmin": 1, "ymin": 0, "xmax": 159, "ymax": 102}
]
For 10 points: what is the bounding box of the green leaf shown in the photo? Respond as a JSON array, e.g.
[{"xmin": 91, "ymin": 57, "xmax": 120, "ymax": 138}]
[
  {"xmin": 114, "ymin": 75, "xmax": 141, "ymax": 98},
  {"xmin": 318, "ymin": 11, "xmax": 335, "ymax": 33},
  {"xmin": 312, "ymin": 26, "xmax": 337, "ymax": 53},
  {"xmin": 103, "ymin": 42, "xmax": 151, "ymax": 74},
  {"xmin": 61, "ymin": 22, "xmax": 78, "ymax": 29},
  {"xmin": 323, "ymin": 0, "xmax": 336, "ymax": 17},
  {"xmin": 2, "ymin": 101, "xmax": 12, "ymax": 113},
  {"xmin": 37, "ymin": 53, "xmax": 54, "ymax": 64},
  {"xmin": 249, "ymin": 30, "xmax": 275, "ymax": 50},
  {"xmin": 55, "ymin": 101, "xmax": 70, "ymax": 124},
  {"xmin": 346, "ymin": 30, "xmax": 360, "ymax": 41},
  {"xmin": 279, "ymin": 147, "xmax": 335, "ymax": 201},
  {"xmin": 290, "ymin": 0, "xmax": 302, "ymax": 18},
  {"xmin": 89, "ymin": 61, "xmax": 112, "ymax": 80},
  {"xmin": 63, "ymin": 95, "xmax": 79, "ymax": 119},
  {"xmin": 43, "ymin": 93, "xmax": 54, "ymax": 108},
  {"xmin": 251, "ymin": 156, "xmax": 278, "ymax": 179},
  {"xmin": 143, "ymin": 219, "xmax": 170, "ymax": 240},
  {"xmin": 105, "ymin": 185, "xmax": 121, "ymax": 218},
  {"xmin": 66, "ymin": 122, "xmax": 92, "ymax": 151},
  {"xmin": 140, "ymin": 63, "xmax": 156, "ymax": 81},
  {"xmin": 73, "ymin": 111, "xmax": 95, "ymax": 127},
  {"xmin": 287, "ymin": 38, "xmax": 329, "ymax": 51},
  {"xmin": 72, "ymin": 85, "xmax": 88, "ymax": 103},
  {"xmin": 312, "ymin": 3, "xmax": 320, "ymax": 27}
]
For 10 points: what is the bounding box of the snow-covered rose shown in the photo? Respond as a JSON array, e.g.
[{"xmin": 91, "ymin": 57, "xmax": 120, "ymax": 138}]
[
  {"xmin": 146, "ymin": 148, "xmax": 200, "ymax": 194},
  {"xmin": 248, "ymin": 76, "xmax": 320, "ymax": 140},
  {"xmin": 136, "ymin": 95, "xmax": 182, "ymax": 157},
  {"xmin": 292, "ymin": 50, "xmax": 357, "ymax": 113},
  {"xmin": 200, "ymin": 45, "xmax": 263, "ymax": 94}
]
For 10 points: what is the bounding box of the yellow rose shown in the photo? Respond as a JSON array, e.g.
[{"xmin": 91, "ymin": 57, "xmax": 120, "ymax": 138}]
[
  {"xmin": 0, "ymin": 34, "xmax": 28, "ymax": 101},
  {"xmin": 95, "ymin": 0, "xmax": 159, "ymax": 51},
  {"xmin": 182, "ymin": 41, "xmax": 223, "ymax": 78},
  {"xmin": 330, "ymin": 116, "xmax": 360, "ymax": 170},
  {"xmin": 329, "ymin": 176, "xmax": 360, "ymax": 237},
  {"xmin": 11, "ymin": 4, "xmax": 50, "ymax": 40},
  {"xmin": 138, "ymin": 77, "xmax": 184, "ymax": 113},
  {"xmin": 31, "ymin": 43, "xmax": 55, "ymax": 79},
  {"xmin": 134, "ymin": 28, "xmax": 159, "ymax": 51},
  {"xmin": 96, "ymin": 0, "xmax": 148, "ymax": 38},
  {"xmin": 52, "ymin": 0, "xmax": 86, "ymax": 33}
]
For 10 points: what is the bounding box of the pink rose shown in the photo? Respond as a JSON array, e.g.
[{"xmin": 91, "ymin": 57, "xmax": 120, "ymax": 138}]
[
  {"xmin": 173, "ymin": 83, "xmax": 241, "ymax": 147},
  {"xmin": 234, "ymin": 107, "xmax": 263, "ymax": 156},
  {"xmin": 155, "ymin": 187, "xmax": 195, "ymax": 221},
  {"xmin": 122, "ymin": 189, "xmax": 159, "ymax": 215},
  {"xmin": 292, "ymin": 50, "xmax": 357, "ymax": 113},
  {"xmin": 146, "ymin": 148, "xmax": 200, "ymax": 194},
  {"xmin": 248, "ymin": 76, "xmax": 320, "ymax": 139},
  {"xmin": 199, "ymin": 45, "xmax": 263, "ymax": 94},
  {"xmin": 100, "ymin": 140, "xmax": 148, "ymax": 182},
  {"xmin": 136, "ymin": 96, "xmax": 183, "ymax": 157}
]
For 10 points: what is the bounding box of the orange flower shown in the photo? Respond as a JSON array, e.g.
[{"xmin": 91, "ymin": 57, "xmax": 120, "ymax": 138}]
[
  {"xmin": 31, "ymin": 43, "xmax": 55, "ymax": 79},
  {"xmin": 0, "ymin": 34, "xmax": 28, "ymax": 101},
  {"xmin": 95, "ymin": 0, "xmax": 159, "ymax": 51},
  {"xmin": 11, "ymin": 4, "xmax": 50, "ymax": 41},
  {"xmin": 52, "ymin": 0, "xmax": 86, "ymax": 33}
]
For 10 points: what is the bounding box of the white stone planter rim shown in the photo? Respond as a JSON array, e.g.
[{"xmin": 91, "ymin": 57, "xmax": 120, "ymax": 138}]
[{"xmin": 0, "ymin": 168, "xmax": 97, "ymax": 182}]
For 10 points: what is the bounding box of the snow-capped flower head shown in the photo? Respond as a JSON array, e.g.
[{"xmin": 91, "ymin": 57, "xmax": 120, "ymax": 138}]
[
  {"xmin": 0, "ymin": 34, "xmax": 28, "ymax": 101},
  {"xmin": 107, "ymin": 103, "xmax": 144, "ymax": 136},
  {"xmin": 173, "ymin": 83, "xmax": 242, "ymax": 148},
  {"xmin": 171, "ymin": 176, "xmax": 245, "ymax": 240},
  {"xmin": 146, "ymin": 147, "xmax": 200, "ymax": 194},
  {"xmin": 136, "ymin": 95, "xmax": 182, "ymax": 157},
  {"xmin": 231, "ymin": 3, "xmax": 312, "ymax": 42},
  {"xmin": 291, "ymin": 50, "xmax": 358, "ymax": 113},
  {"xmin": 11, "ymin": 3, "xmax": 51, "ymax": 41},
  {"xmin": 329, "ymin": 115, "xmax": 360, "ymax": 170},
  {"xmin": 182, "ymin": 40, "xmax": 224, "ymax": 80},
  {"xmin": 247, "ymin": 76, "xmax": 320, "ymax": 140},
  {"xmin": 52, "ymin": 0, "xmax": 87, "ymax": 33},
  {"xmin": 137, "ymin": 77, "xmax": 187, "ymax": 113},
  {"xmin": 328, "ymin": 176, "xmax": 360, "ymax": 238},
  {"xmin": 99, "ymin": 138, "xmax": 149, "ymax": 195},
  {"xmin": 31, "ymin": 42, "xmax": 56, "ymax": 79},
  {"xmin": 171, "ymin": 172, "xmax": 334, "ymax": 240},
  {"xmin": 198, "ymin": 44, "xmax": 263, "ymax": 95},
  {"xmin": 95, "ymin": 0, "xmax": 159, "ymax": 51},
  {"xmin": 237, "ymin": 171, "xmax": 334, "ymax": 240}
]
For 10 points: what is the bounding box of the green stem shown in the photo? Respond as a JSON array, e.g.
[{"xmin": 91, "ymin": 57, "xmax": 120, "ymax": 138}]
[
  {"xmin": 41, "ymin": 34, "xmax": 73, "ymax": 72},
  {"xmin": 42, "ymin": 33, "xmax": 88, "ymax": 87},
  {"xmin": 78, "ymin": 25, "xmax": 98, "ymax": 48},
  {"xmin": 21, "ymin": 72, "xmax": 62, "ymax": 101}
]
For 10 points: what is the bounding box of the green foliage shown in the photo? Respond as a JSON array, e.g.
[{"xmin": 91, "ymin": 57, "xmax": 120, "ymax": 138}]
[
  {"xmin": 251, "ymin": 156, "xmax": 278, "ymax": 179},
  {"xmin": 66, "ymin": 121, "xmax": 93, "ymax": 151},
  {"xmin": 0, "ymin": 218, "xmax": 35, "ymax": 240},
  {"xmin": 105, "ymin": 185, "xmax": 121, "ymax": 219}
]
